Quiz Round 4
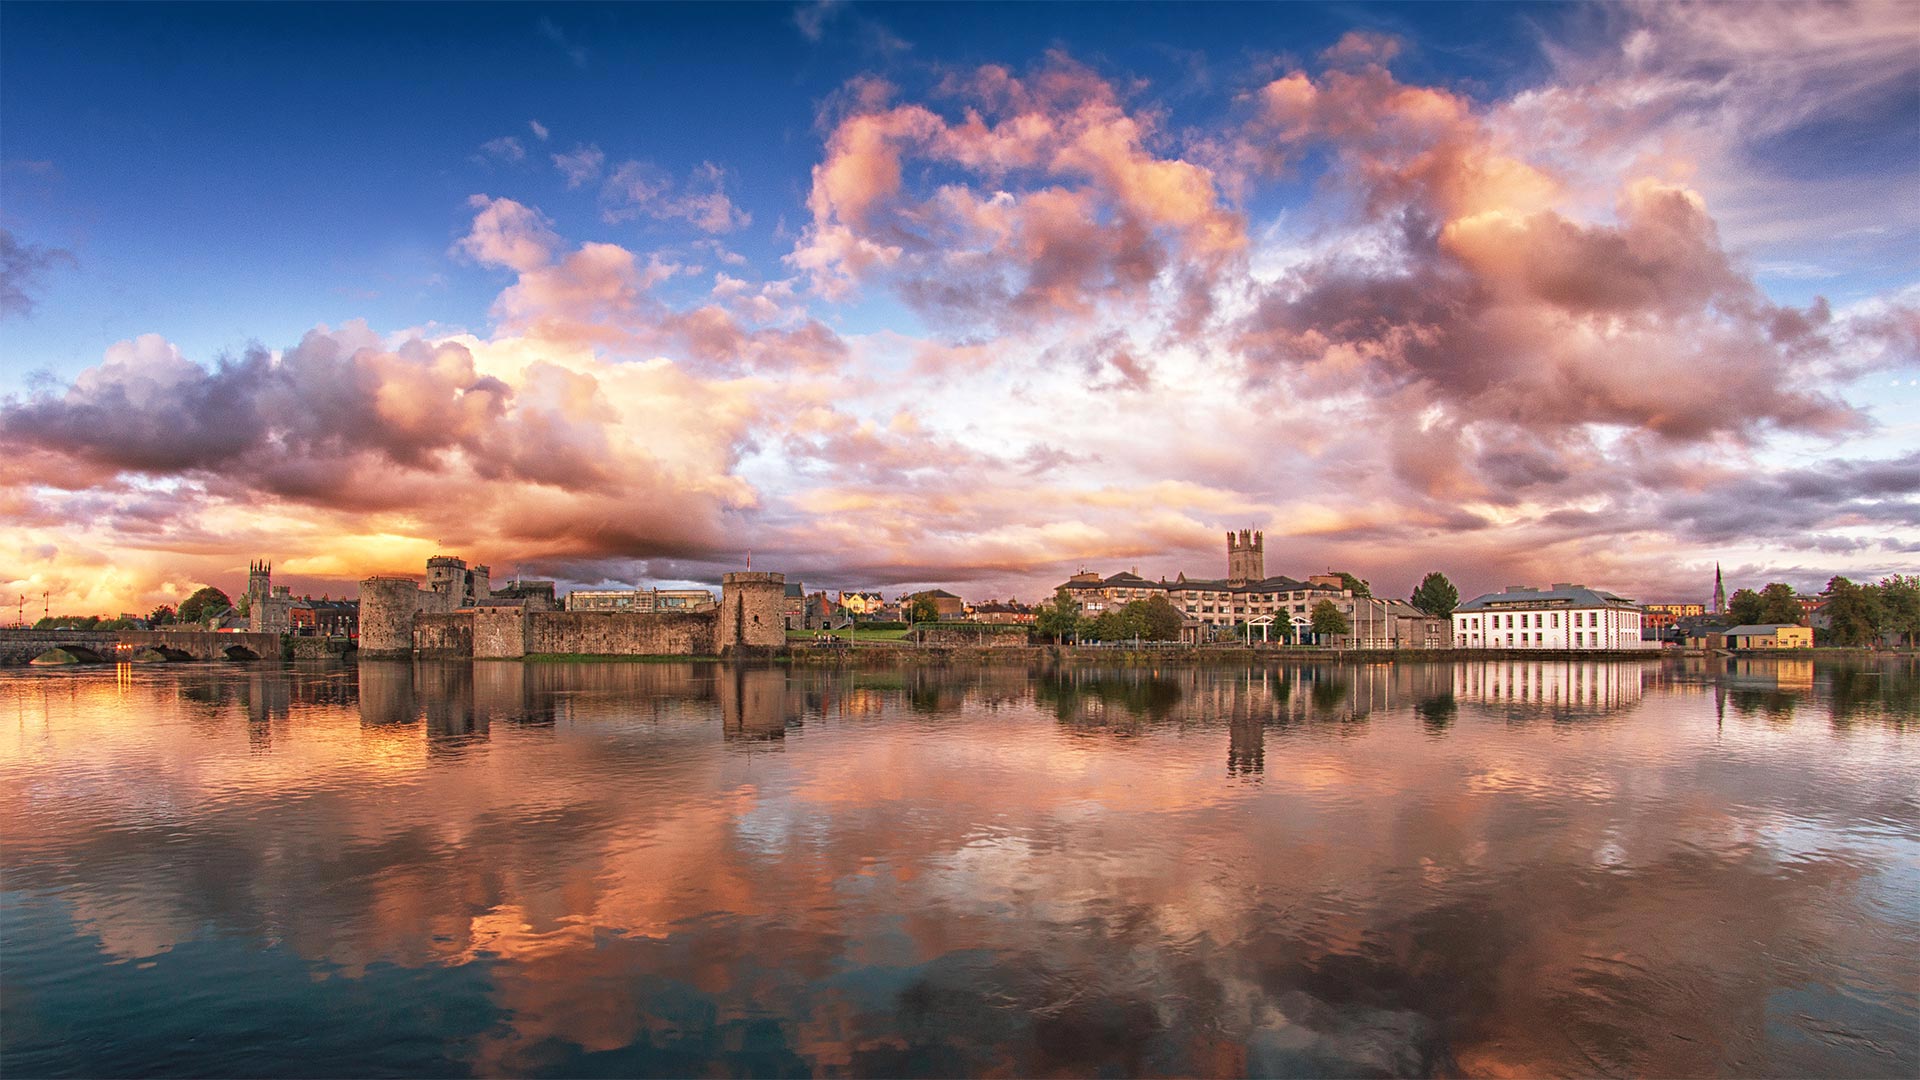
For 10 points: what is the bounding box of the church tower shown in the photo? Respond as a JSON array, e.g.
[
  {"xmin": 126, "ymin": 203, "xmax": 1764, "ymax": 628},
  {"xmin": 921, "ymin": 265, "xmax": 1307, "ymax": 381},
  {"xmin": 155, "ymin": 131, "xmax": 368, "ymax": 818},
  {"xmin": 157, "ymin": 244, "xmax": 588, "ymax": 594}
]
[
  {"xmin": 1227, "ymin": 529, "xmax": 1264, "ymax": 586},
  {"xmin": 1712, "ymin": 562, "xmax": 1726, "ymax": 615},
  {"xmin": 248, "ymin": 559, "xmax": 271, "ymax": 605}
]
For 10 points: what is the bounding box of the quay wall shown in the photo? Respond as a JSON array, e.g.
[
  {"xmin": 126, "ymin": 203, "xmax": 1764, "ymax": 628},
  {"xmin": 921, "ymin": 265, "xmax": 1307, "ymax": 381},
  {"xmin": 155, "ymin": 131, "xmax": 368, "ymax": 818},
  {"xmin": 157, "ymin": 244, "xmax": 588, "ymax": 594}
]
[
  {"xmin": 525, "ymin": 611, "xmax": 716, "ymax": 657},
  {"xmin": 361, "ymin": 577, "xmax": 428, "ymax": 658},
  {"xmin": 473, "ymin": 608, "xmax": 529, "ymax": 658},
  {"xmin": 413, "ymin": 613, "xmax": 474, "ymax": 659}
]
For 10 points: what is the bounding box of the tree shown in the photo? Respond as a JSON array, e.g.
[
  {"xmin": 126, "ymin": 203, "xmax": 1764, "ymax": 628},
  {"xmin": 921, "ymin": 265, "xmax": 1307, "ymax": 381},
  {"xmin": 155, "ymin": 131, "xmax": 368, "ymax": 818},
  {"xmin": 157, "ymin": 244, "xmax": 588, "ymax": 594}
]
[
  {"xmin": 1877, "ymin": 575, "xmax": 1920, "ymax": 648},
  {"xmin": 147, "ymin": 604, "xmax": 177, "ymax": 626},
  {"xmin": 907, "ymin": 594, "xmax": 939, "ymax": 623},
  {"xmin": 1311, "ymin": 599, "xmax": 1351, "ymax": 641},
  {"xmin": 1409, "ymin": 571, "xmax": 1459, "ymax": 617},
  {"xmin": 1757, "ymin": 582, "xmax": 1804, "ymax": 625},
  {"xmin": 1819, "ymin": 577, "xmax": 1883, "ymax": 647},
  {"xmin": 1727, "ymin": 588, "xmax": 1763, "ymax": 627},
  {"xmin": 177, "ymin": 585, "xmax": 232, "ymax": 626},
  {"xmin": 1035, "ymin": 587, "xmax": 1081, "ymax": 643},
  {"xmin": 1334, "ymin": 572, "xmax": 1371, "ymax": 598},
  {"xmin": 1133, "ymin": 595, "xmax": 1184, "ymax": 641}
]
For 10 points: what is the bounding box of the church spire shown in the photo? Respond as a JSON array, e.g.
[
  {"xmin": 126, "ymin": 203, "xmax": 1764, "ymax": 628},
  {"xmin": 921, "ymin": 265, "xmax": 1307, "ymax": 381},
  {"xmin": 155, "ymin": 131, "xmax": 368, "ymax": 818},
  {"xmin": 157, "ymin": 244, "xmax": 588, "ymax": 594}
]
[{"xmin": 1713, "ymin": 562, "xmax": 1726, "ymax": 615}]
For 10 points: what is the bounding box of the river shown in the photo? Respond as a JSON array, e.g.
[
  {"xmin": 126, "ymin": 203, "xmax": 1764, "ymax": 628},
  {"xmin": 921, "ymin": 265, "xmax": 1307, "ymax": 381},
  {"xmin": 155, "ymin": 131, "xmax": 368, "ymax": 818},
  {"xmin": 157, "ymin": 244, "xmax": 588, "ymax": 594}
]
[{"xmin": 3, "ymin": 657, "xmax": 1915, "ymax": 1076}]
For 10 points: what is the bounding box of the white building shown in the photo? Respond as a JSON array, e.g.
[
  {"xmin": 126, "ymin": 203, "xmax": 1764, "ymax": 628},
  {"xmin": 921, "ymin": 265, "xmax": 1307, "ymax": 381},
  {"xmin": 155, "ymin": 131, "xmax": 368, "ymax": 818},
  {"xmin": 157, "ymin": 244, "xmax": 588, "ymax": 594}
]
[{"xmin": 1452, "ymin": 584, "xmax": 1652, "ymax": 651}]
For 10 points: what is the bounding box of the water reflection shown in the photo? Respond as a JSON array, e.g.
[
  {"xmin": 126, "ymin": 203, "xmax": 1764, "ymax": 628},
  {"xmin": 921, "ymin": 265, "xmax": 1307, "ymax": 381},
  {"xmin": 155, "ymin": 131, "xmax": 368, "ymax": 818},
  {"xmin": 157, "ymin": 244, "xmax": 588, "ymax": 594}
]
[{"xmin": 2, "ymin": 657, "xmax": 1914, "ymax": 1077}]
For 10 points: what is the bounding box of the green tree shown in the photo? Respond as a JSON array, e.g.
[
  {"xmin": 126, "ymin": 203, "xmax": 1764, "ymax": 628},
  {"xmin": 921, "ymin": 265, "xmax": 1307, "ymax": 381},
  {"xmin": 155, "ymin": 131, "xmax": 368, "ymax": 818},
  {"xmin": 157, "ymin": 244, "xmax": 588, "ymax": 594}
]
[
  {"xmin": 1819, "ymin": 576, "xmax": 1883, "ymax": 647},
  {"xmin": 907, "ymin": 594, "xmax": 939, "ymax": 623},
  {"xmin": 1034, "ymin": 587, "xmax": 1080, "ymax": 643},
  {"xmin": 147, "ymin": 604, "xmax": 177, "ymax": 626},
  {"xmin": 1334, "ymin": 572, "xmax": 1371, "ymax": 598},
  {"xmin": 1757, "ymin": 582, "xmax": 1804, "ymax": 624},
  {"xmin": 1409, "ymin": 571, "xmax": 1459, "ymax": 617},
  {"xmin": 1727, "ymin": 588, "xmax": 1764, "ymax": 626},
  {"xmin": 1877, "ymin": 575, "xmax": 1920, "ymax": 648},
  {"xmin": 1131, "ymin": 595, "xmax": 1184, "ymax": 641},
  {"xmin": 177, "ymin": 585, "xmax": 232, "ymax": 626},
  {"xmin": 1311, "ymin": 599, "xmax": 1351, "ymax": 641}
]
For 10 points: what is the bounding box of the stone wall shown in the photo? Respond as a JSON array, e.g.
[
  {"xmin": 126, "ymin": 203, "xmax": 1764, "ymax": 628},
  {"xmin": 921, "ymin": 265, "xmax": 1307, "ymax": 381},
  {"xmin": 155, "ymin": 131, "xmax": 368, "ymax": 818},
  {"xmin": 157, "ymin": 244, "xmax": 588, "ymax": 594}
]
[
  {"xmin": 413, "ymin": 612, "xmax": 474, "ymax": 658},
  {"xmin": 360, "ymin": 577, "xmax": 428, "ymax": 658},
  {"xmin": 525, "ymin": 611, "xmax": 716, "ymax": 656},
  {"xmin": 914, "ymin": 625, "xmax": 1031, "ymax": 648},
  {"xmin": 473, "ymin": 607, "xmax": 530, "ymax": 658}
]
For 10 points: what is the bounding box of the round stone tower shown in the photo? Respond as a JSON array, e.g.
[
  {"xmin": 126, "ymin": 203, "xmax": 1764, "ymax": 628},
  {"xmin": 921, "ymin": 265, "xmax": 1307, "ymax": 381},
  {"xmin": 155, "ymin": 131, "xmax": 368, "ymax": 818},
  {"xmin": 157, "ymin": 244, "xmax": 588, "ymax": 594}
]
[
  {"xmin": 358, "ymin": 576, "xmax": 425, "ymax": 659},
  {"xmin": 716, "ymin": 572, "xmax": 786, "ymax": 655}
]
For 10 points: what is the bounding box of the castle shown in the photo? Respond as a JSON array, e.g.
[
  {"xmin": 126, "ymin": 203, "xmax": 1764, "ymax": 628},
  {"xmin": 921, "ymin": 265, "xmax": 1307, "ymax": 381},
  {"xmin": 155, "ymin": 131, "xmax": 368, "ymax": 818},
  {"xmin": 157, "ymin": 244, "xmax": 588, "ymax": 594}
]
[{"xmin": 359, "ymin": 556, "xmax": 786, "ymax": 659}]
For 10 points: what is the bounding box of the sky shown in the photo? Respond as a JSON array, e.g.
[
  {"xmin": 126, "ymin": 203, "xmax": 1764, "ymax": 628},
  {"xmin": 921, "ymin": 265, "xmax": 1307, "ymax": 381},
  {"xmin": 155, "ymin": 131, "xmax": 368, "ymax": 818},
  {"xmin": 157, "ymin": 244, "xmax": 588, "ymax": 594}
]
[{"xmin": 2, "ymin": 0, "xmax": 1916, "ymax": 616}]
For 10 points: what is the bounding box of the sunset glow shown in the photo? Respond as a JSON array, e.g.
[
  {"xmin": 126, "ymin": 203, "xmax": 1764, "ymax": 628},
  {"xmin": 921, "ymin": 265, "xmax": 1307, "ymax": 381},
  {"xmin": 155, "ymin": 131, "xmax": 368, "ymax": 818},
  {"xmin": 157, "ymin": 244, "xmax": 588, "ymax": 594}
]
[{"xmin": 3, "ymin": 2, "xmax": 1915, "ymax": 613}]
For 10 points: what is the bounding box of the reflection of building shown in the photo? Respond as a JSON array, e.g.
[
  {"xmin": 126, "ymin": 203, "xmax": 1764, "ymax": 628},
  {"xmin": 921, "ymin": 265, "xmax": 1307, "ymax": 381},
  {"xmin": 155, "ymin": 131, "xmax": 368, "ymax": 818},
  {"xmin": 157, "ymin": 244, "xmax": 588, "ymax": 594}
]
[
  {"xmin": 1453, "ymin": 584, "xmax": 1652, "ymax": 650},
  {"xmin": 1227, "ymin": 713, "xmax": 1263, "ymax": 777},
  {"xmin": 718, "ymin": 666, "xmax": 797, "ymax": 741},
  {"xmin": 1452, "ymin": 660, "xmax": 1647, "ymax": 712}
]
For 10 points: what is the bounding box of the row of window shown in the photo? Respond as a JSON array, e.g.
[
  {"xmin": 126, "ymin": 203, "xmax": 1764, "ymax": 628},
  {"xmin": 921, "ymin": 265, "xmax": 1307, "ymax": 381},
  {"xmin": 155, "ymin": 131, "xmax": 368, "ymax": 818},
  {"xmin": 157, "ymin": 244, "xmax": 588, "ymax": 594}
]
[
  {"xmin": 1459, "ymin": 632, "xmax": 1611, "ymax": 647},
  {"xmin": 1460, "ymin": 610, "xmax": 1633, "ymax": 630}
]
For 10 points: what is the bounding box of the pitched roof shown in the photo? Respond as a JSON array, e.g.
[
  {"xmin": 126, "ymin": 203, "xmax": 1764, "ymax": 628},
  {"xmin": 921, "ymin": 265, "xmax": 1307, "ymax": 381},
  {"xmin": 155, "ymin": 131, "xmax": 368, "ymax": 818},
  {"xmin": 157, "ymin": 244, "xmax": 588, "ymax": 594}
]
[{"xmin": 1456, "ymin": 585, "xmax": 1637, "ymax": 612}]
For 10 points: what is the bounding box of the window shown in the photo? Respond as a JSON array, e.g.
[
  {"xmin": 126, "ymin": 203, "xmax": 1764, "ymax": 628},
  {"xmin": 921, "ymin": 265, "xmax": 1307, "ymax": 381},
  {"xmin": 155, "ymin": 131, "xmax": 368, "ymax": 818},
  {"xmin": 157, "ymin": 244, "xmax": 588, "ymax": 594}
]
[{"xmin": 1551, "ymin": 614, "xmax": 1559, "ymax": 628}]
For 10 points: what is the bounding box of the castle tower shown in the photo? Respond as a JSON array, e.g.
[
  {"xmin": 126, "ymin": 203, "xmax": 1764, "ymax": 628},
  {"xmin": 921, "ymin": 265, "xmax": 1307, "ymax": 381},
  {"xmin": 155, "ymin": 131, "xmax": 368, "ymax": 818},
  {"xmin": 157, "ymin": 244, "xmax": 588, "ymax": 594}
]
[
  {"xmin": 1713, "ymin": 562, "xmax": 1726, "ymax": 615},
  {"xmin": 248, "ymin": 559, "xmax": 271, "ymax": 604},
  {"xmin": 716, "ymin": 572, "xmax": 787, "ymax": 655},
  {"xmin": 1227, "ymin": 529, "xmax": 1264, "ymax": 586}
]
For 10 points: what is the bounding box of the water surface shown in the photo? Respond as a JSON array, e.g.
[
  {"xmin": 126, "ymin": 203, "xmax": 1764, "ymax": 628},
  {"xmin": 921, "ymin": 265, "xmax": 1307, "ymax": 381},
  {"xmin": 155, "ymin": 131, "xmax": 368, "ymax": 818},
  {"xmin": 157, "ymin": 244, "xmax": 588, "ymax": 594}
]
[{"xmin": 4, "ymin": 658, "xmax": 1916, "ymax": 1076}]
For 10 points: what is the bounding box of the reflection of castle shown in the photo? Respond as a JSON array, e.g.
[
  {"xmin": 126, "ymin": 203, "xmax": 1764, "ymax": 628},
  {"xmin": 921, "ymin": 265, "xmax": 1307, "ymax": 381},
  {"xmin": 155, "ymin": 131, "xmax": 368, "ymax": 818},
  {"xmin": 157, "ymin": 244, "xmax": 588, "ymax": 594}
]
[{"xmin": 1451, "ymin": 661, "xmax": 1647, "ymax": 712}]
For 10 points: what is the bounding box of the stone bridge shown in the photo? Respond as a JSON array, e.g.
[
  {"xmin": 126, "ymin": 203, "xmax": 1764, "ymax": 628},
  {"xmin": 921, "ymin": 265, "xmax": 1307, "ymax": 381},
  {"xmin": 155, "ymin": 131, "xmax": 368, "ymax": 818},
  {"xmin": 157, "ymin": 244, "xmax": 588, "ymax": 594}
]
[{"xmin": 0, "ymin": 628, "xmax": 283, "ymax": 665}]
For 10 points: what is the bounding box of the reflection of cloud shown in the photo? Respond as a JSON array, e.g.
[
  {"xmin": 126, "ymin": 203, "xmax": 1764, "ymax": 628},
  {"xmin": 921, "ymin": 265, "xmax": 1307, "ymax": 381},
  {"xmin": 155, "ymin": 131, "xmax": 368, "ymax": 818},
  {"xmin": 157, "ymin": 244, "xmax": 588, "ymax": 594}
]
[{"xmin": 7, "ymin": 661, "xmax": 1915, "ymax": 1076}]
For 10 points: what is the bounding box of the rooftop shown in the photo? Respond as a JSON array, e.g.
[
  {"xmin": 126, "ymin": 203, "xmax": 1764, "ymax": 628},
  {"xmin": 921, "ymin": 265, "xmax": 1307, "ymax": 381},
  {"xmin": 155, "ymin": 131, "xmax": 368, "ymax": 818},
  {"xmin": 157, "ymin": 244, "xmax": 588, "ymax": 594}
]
[{"xmin": 1457, "ymin": 585, "xmax": 1637, "ymax": 612}]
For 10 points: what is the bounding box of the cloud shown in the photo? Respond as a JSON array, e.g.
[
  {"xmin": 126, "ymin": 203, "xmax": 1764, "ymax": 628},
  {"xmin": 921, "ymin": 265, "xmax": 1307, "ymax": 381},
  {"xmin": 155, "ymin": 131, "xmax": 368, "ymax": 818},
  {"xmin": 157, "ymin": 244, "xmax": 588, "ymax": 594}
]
[
  {"xmin": 0, "ymin": 228, "xmax": 77, "ymax": 319},
  {"xmin": 603, "ymin": 160, "xmax": 751, "ymax": 234},
  {"xmin": 787, "ymin": 57, "xmax": 1243, "ymax": 329},
  {"xmin": 476, "ymin": 136, "xmax": 526, "ymax": 165},
  {"xmin": 552, "ymin": 143, "xmax": 606, "ymax": 189},
  {"xmin": 9, "ymin": 11, "xmax": 1919, "ymax": 615},
  {"xmin": 528, "ymin": 119, "xmax": 550, "ymax": 141},
  {"xmin": 454, "ymin": 195, "xmax": 559, "ymax": 273},
  {"xmin": 792, "ymin": 0, "xmax": 844, "ymax": 42},
  {"xmin": 538, "ymin": 17, "xmax": 588, "ymax": 70},
  {"xmin": 1233, "ymin": 53, "xmax": 1898, "ymax": 453}
]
